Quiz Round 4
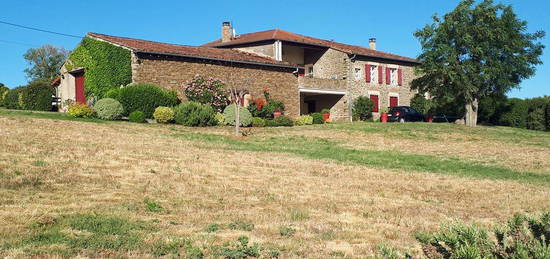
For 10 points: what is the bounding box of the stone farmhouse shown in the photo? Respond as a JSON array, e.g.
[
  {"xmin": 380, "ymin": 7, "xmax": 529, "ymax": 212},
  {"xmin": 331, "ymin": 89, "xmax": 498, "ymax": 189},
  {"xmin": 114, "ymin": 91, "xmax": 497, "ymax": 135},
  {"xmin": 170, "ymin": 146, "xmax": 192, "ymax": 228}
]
[{"xmin": 56, "ymin": 22, "xmax": 419, "ymax": 121}]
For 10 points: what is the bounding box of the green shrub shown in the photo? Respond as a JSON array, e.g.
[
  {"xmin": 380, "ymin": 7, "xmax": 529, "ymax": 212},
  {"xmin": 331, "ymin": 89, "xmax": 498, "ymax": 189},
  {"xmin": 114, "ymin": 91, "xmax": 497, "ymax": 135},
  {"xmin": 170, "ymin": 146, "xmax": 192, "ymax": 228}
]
[
  {"xmin": 94, "ymin": 98, "xmax": 124, "ymax": 120},
  {"xmin": 0, "ymin": 84, "xmax": 9, "ymax": 107},
  {"xmin": 67, "ymin": 103, "xmax": 95, "ymax": 118},
  {"xmin": 499, "ymin": 98, "xmax": 529, "ymax": 128},
  {"xmin": 251, "ymin": 117, "xmax": 266, "ymax": 127},
  {"xmin": 415, "ymin": 212, "xmax": 550, "ymax": 258},
  {"xmin": 174, "ymin": 102, "xmax": 217, "ymax": 127},
  {"xmin": 215, "ymin": 112, "xmax": 226, "ymax": 126},
  {"xmin": 311, "ymin": 113, "xmax": 324, "ymax": 124},
  {"xmin": 352, "ymin": 96, "xmax": 374, "ymax": 121},
  {"xmin": 4, "ymin": 87, "xmax": 25, "ymax": 109},
  {"xmin": 266, "ymin": 115, "xmax": 294, "ymax": 127},
  {"xmin": 526, "ymin": 97, "xmax": 549, "ymax": 131},
  {"xmin": 19, "ymin": 81, "xmax": 54, "ymax": 111},
  {"xmin": 153, "ymin": 106, "xmax": 174, "ymax": 124},
  {"xmin": 103, "ymin": 88, "xmax": 121, "ymax": 100},
  {"xmin": 223, "ymin": 104, "xmax": 252, "ymax": 126},
  {"xmin": 410, "ymin": 94, "xmax": 433, "ymax": 116},
  {"xmin": 117, "ymin": 84, "xmax": 179, "ymax": 118},
  {"xmin": 128, "ymin": 111, "xmax": 146, "ymax": 123},
  {"xmin": 295, "ymin": 115, "xmax": 313, "ymax": 126},
  {"xmin": 320, "ymin": 108, "xmax": 331, "ymax": 114},
  {"xmin": 546, "ymin": 100, "xmax": 550, "ymax": 131}
]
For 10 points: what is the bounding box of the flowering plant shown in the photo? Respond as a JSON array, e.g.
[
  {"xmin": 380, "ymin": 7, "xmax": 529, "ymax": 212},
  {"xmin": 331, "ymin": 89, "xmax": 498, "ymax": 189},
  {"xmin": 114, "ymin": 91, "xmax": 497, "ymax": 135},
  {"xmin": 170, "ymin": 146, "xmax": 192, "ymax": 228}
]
[{"xmin": 183, "ymin": 74, "xmax": 230, "ymax": 112}]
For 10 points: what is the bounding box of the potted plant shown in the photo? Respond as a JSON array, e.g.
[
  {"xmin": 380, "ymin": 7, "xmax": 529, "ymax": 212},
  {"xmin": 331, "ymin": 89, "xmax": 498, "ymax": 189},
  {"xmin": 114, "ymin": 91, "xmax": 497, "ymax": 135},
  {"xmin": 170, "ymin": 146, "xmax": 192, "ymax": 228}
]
[
  {"xmin": 380, "ymin": 107, "xmax": 389, "ymax": 123},
  {"xmin": 270, "ymin": 101, "xmax": 284, "ymax": 118},
  {"xmin": 321, "ymin": 108, "xmax": 331, "ymax": 122}
]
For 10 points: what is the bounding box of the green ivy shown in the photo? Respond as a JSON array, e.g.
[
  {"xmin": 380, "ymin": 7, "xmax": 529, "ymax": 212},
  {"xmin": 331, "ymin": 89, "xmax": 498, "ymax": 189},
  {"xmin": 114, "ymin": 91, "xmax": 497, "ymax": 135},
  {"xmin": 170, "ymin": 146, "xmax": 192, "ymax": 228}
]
[{"xmin": 67, "ymin": 37, "xmax": 132, "ymax": 99}]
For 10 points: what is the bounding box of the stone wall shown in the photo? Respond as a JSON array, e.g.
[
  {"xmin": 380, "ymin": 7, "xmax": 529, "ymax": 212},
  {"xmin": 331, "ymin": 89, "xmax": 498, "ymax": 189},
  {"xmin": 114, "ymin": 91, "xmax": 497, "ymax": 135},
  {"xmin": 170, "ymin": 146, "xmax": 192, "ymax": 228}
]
[
  {"xmin": 132, "ymin": 53, "xmax": 300, "ymax": 117},
  {"xmin": 310, "ymin": 48, "xmax": 348, "ymax": 79},
  {"xmin": 298, "ymin": 77, "xmax": 347, "ymax": 91}
]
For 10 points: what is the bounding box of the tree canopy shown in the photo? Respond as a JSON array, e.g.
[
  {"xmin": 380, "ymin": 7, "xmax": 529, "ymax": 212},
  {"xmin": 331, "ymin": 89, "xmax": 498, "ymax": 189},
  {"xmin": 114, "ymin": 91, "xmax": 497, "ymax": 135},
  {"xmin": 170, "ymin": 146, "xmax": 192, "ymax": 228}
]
[
  {"xmin": 23, "ymin": 45, "xmax": 68, "ymax": 82},
  {"xmin": 412, "ymin": 0, "xmax": 545, "ymax": 127}
]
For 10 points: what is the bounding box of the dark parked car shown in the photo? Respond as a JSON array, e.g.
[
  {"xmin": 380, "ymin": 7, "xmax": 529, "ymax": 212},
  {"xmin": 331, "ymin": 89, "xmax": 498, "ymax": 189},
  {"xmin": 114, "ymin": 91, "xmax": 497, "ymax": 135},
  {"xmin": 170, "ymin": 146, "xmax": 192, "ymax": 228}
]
[{"xmin": 387, "ymin": 106, "xmax": 424, "ymax": 122}]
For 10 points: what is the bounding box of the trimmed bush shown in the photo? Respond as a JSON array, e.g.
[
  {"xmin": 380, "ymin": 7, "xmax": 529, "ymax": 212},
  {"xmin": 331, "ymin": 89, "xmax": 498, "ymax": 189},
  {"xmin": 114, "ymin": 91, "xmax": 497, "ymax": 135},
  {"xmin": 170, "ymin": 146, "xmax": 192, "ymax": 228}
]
[
  {"xmin": 223, "ymin": 104, "xmax": 252, "ymax": 127},
  {"xmin": 353, "ymin": 96, "xmax": 374, "ymax": 121},
  {"xmin": 128, "ymin": 111, "xmax": 146, "ymax": 123},
  {"xmin": 295, "ymin": 115, "xmax": 313, "ymax": 126},
  {"xmin": 4, "ymin": 87, "xmax": 25, "ymax": 109},
  {"xmin": 117, "ymin": 84, "xmax": 179, "ymax": 118},
  {"xmin": 0, "ymin": 84, "xmax": 9, "ymax": 107},
  {"xmin": 67, "ymin": 103, "xmax": 95, "ymax": 118},
  {"xmin": 266, "ymin": 115, "xmax": 294, "ymax": 127},
  {"xmin": 311, "ymin": 113, "xmax": 324, "ymax": 124},
  {"xmin": 174, "ymin": 102, "xmax": 217, "ymax": 127},
  {"xmin": 251, "ymin": 117, "xmax": 266, "ymax": 127},
  {"xmin": 104, "ymin": 88, "xmax": 121, "ymax": 100},
  {"xmin": 183, "ymin": 75, "xmax": 230, "ymax": 112},
  {"xmin": 20, "ymin": 81, "xmax": 54, "ymax": 111},
  {"xmin": 94, "ymin": 98, "xmax": 124, "ymax": 120},
  {"xmin": 153, "ymin": 106, "xmax": 174, "ymax": 124},
  {"xmin": 215, "ymin": 112, "xmax": 226, "ymax": 126}
]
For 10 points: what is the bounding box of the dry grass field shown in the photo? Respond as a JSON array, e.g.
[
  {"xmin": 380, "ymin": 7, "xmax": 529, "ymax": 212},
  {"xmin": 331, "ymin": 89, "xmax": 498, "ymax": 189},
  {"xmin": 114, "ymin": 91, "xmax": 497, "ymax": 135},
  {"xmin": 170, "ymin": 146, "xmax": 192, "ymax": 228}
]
[{"xmin": 1, "ymin": 109, "xmax": 549, "ymax": 258}]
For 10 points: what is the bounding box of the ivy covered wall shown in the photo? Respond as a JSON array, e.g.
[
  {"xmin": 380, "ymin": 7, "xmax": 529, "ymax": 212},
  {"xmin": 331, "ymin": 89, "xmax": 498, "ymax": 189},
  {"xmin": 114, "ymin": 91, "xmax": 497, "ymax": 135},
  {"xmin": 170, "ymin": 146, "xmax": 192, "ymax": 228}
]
[{"xmin": 67, "ymin": 37, "xmax": 132, "ymax": 99}]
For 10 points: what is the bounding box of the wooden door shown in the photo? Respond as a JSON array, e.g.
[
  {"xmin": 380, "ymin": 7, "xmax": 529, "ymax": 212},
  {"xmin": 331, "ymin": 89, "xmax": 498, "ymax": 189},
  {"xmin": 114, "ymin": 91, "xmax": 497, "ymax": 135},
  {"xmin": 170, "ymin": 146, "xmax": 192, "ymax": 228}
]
[
  {"xmin": 75, "ymin": 74, "xmax": 86, "ymax": 104},
  {"xmin": 390, "ymin": 96, "xmax": 398, "ymax": 107}
]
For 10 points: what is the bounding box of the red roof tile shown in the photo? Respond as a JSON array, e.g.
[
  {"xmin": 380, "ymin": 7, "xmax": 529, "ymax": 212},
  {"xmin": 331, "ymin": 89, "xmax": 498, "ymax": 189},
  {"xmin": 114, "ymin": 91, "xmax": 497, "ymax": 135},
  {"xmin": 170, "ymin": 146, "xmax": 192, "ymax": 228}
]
[
  {"xmin": 202, "ymin": 29, "xmax": 419, "ymax": 63},
  {"xmin": 87, "ymin": 33, "xmax": 296, "ymax": 68}
]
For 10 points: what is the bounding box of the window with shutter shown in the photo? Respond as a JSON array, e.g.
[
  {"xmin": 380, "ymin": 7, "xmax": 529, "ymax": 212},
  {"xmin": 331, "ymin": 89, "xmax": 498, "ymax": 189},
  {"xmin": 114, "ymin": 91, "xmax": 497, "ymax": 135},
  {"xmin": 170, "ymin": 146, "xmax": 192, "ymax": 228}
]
[
  {"xmin": 398, "ymin": 68, "xmax": 403, "ymax": 86},
  {"xmin": 378, "ymin": 66, "xmax": 383, "ymax": 84},
  {"xmin": 365, "ymin": 64, "xmax": 370, "ymax": 83},
  {"xmin": 370, "ymin": 95, "xmax": 379, "ymax": 113},
  {"xmin": 386, "ymin": 67, "xmax": 391, "ymax": 84}
]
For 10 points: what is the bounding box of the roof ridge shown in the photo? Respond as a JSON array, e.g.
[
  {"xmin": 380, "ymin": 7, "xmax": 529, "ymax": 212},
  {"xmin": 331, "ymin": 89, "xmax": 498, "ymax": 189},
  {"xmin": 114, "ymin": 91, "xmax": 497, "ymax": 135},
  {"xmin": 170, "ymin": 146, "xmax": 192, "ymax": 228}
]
[{"xmin": 88, "ymin": 32, "xmax": 199, "ymax": 49}]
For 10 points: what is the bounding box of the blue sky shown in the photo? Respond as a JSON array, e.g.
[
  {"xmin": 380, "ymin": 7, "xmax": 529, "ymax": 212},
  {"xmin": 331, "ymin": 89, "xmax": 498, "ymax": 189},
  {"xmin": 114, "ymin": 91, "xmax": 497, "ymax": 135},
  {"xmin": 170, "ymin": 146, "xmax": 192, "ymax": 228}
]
[{"xmin": 0, "ymin": 0, "xmax": 548, "ymax": 98}]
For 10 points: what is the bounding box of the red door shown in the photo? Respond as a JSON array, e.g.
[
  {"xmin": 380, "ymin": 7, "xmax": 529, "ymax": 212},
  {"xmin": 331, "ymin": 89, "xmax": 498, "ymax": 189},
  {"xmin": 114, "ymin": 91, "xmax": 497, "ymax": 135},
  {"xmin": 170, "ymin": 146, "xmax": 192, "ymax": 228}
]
[
  {"xmin": 390, "ymin": 96, "xmax": 398, "ymax": 107},
  {"xmin": 75, "ymin": 74, "xmax": 86, "ymax": 104},
  {"xmin": 370, "ymin": 95, "xmax": 379, "ymax": 112}
]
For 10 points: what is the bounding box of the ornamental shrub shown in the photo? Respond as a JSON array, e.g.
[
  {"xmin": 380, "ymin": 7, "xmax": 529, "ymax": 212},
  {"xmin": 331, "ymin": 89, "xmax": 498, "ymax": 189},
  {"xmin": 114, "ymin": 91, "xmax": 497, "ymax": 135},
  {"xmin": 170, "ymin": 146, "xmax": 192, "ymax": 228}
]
[
  {"xmin": 173, "ymin": 102, "xmax": 217, "ymax": 127},
  {"xmin": 251, "ymin": 117, "xmax": 266, "ymax": 127},
  {"xmin": 104, "ymin": 88, "xmax": 121, "ymax": 100},
  {"xmin": 352, "ymin": 96, "xmax": 374, "ymax": 121},
  {"xmin": 4, "ymin": 87, "xmax": 25, "ymax": 109},
  {"xmin": 153, "ymin": 106, "xmax": 175, "ymax": 123},
  {"xmin": 311, "ymin": 113, "xmax": 324, "ymax": 124},
  {"xmin": 295, "ymin": 115, "xmax": 313, "ymax": 126},
  {"xmin": 94, "ymin": 98, "xmax": 124, "ymax": 120},
  {"xmin": 20, "ymin": 80, "xmax": 54, "ymax": 111},
  {"xmin": 184, "ymin": 74, "xmax": 230, "ymax": 113},
  {"xmin": 215, "ymin": 112, "xmax": 226, "ymax": 126},
  {"xmin": 67, "ymin": 103, "xmax": 95, "ymax": 118},
  {"xmin": 128, "ymin": 111, "xmax": 146, "ymax": 123},
  {"xmin": 117, "ymin": 84, "xmax": 179, "ymax": 118},
  {"xmin": 223, "ymin": 104, "xmax": 252, "ymax": 126},
  {"xmin": 266, "ymin": 115, "xmax": 294, "ymax": 127}
]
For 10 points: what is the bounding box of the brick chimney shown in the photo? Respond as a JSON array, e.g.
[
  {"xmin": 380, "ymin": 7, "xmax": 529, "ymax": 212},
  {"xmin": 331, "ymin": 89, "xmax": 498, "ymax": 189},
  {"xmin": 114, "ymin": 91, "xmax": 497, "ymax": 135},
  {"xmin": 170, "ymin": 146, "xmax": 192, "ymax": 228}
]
[
  {"xmin": 369, "ymin": 38, "xmax": 376, "ymax": 50},
  {"xmin": 221, "ymin": 22, "xmax": 233, "ymax": 43}
]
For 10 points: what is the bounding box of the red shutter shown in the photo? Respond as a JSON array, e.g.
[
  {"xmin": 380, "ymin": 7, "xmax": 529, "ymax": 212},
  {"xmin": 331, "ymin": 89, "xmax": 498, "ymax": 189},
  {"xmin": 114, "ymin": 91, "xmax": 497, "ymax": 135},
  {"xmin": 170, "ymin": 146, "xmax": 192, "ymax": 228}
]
[
  {"xmin": 365, "ymin": 64, "xmax": 371, "ymax": 83},
  {"xmin": 398, "ymin": 68, "xmax": 403, "ymax": 86},
  {"xmin": 370, "ymin": 95, "xmax": 379, "ymax": 113},
  {"xmin": 386, "ymin": 67, "xmax": 391, "ymax": 85},
  {"xmin": 378, "ymin": 66, "xmax": 383, "ymax": 84},
  {"xmin": 390, "ymin": 96, "xmax": 398, "ymax": 107}
]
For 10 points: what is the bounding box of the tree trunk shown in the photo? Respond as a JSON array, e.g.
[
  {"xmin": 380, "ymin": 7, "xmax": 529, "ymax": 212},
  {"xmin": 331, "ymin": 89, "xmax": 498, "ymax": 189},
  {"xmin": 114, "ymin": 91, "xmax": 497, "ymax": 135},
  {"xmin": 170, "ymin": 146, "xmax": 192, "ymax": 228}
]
[
  {"xmin": 465, "ymin": 98, "xmax": 479, "ymax": 127},
  {"xmin": 235, "ymin": 103, "xmax": 241, "ymax": 136}
]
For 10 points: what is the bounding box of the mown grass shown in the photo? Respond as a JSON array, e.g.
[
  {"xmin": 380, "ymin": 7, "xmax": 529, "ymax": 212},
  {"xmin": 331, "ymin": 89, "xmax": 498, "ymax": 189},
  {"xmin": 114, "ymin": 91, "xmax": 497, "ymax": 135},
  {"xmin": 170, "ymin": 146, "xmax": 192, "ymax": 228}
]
[
  {"xmin": 0, "ymin": 108, "xmax": 106, "ymax": 123},
  {"xmin": 173, "ymin": 131, "xmax": 550, "ymax": 184}
]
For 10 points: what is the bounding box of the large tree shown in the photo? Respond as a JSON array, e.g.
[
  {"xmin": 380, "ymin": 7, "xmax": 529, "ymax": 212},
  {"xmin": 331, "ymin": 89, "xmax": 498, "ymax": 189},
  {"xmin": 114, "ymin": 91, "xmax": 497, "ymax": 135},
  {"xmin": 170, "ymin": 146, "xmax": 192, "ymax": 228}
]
[
  {"xmin": 412, "ymin": 0, "xmax": 544, "ymax": 127},
  {"xmin": 23, "ymin": 45, "xmax": 68, "ymax": 81}
]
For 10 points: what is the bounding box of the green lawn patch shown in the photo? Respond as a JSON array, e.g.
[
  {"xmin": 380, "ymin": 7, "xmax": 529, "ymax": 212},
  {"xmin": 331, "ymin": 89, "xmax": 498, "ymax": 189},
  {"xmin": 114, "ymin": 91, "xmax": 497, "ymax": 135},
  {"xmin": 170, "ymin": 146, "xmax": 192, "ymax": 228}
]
[{"xmin": 0, "ymin": 109, "xmax": 106, "ymax": 123}]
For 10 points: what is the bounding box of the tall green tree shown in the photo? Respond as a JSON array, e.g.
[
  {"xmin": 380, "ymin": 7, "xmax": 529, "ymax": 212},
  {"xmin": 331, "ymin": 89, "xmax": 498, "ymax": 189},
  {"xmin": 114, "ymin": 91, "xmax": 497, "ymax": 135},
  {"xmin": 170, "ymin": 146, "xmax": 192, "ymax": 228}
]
[
  {"xmin": 23, "ymin": 45, "xmax": 68, "ymax": 82},
  {"xmin": 412, "ymin": 0, "xmax": 545, "ymax": 127}
]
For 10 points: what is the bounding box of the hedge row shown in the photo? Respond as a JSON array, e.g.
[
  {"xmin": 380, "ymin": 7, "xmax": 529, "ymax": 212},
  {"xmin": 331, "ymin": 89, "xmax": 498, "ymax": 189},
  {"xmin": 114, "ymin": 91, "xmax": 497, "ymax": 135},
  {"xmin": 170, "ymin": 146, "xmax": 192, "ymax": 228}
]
[{"xmin": 1, "ymin": 81, "xmax": 53, "ymax": 111}]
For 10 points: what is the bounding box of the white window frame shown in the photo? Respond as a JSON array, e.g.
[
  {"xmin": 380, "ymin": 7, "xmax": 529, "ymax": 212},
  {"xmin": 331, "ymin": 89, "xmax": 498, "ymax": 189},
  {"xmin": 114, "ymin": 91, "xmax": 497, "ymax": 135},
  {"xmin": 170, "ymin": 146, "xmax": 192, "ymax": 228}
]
[
  {"xmin": 354, "ymin": 67, "xmax": 362, "ymax": 80},
  {"xmin": 370, "ymin": 65, "xmax": 378, "ymax": 84},
  {"xmin": 390, "ymin": 68, "xmax": 398, "ymax": 86}
]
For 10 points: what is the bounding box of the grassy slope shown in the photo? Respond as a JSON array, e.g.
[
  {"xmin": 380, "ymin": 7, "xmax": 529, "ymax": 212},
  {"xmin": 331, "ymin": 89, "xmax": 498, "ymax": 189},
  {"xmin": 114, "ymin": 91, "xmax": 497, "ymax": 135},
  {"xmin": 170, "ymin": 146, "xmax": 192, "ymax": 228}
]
[{"xmin": 1, "ymin": 109, "xmax": 549, "ymax": 257}]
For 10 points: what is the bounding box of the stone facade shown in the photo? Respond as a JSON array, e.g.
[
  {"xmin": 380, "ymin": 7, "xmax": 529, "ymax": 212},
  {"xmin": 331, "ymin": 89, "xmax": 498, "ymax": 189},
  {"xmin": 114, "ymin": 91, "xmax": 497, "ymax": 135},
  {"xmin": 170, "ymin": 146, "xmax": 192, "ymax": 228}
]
[{"xmin": 132, "ymin": 54, "xmax": 300, "ymax": 117}]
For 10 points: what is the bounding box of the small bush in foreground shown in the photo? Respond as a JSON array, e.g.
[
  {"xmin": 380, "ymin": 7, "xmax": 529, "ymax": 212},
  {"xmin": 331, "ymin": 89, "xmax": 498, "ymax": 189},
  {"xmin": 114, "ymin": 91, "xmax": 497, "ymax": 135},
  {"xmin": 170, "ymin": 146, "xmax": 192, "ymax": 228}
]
[
  {"xmin": 311, "ymin": 113, "xmax": 324, "ymax": 124},
  {"xmin": 128, "ymin": 111, "xmax": 146, "ymax": 123},
  {"xmin": 68, "ymin": 103, "xmax": 95, "ymax": 118},
  {"xmin": 174, "ymin": 102, "xmax": 217, "ymax": 127},
  {"xmin": 94, "ymin": 98, "xmax": 124, "ymax": 120},
  {"xmin": 295, "ymin": 115, "xmax": 313, "ymax": 126},
  {"xmin": 266, "ymin": 115, "xmax": 294, "ymax": 127},
  {"xmin": 153, "ymin": 106, "xmax": 174, "ymax": 124},
  {"xmin": 215, "ymin": 112, "xmax": 225, "ymax": 125},
  {"xmin": 415, "ymin": 212, "xmax": 550, "ymax": 259},
  {"xmin": 353, "ymin": 96, "xmax": 374, "ymax": 121},
  {"xmin": 103, "ymin": 88, "xmax": 121, "ymax": 100},
  {"xmin": 223, "ymin": 104, "xmax": 252, "ymax": 126},
  {"xmin": 183, "ymin": 74, "xmax": 230, "ymax": 112},
  {"xmin": 251, "ymin": 117, "xmax": 266, "ymax": 127},
  {"xmin": 117, "ymin": 84, "xmax": 179, "ymax": 118}
]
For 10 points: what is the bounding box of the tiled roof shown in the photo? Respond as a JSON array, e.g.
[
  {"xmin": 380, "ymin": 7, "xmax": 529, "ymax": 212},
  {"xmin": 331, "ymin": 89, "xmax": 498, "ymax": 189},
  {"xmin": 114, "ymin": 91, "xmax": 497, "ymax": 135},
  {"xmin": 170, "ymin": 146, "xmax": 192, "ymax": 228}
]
[
  {"xmin": 87, "ymin": 33, "xmax": 296, "ymax": 68},
  {"xmin": 202, "ymin": 29, "xmax": 419, "ymax": 63}
]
